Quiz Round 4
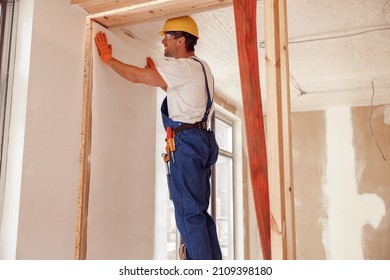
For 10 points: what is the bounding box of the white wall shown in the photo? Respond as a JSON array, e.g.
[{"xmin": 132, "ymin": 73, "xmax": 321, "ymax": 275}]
[
  {"xmin": 87, "ymin": 24, "xmax": 157, "ymax": 259},
  {"xmin": 0, "ymin": 0, "xmax": 34, "ymax": 260},
  {"xmin": 12, "ymin": 0, "xmax": 86, "ymax": 259},
  {"xmin": 0, "ymin": 0, "xmax": 158, "ymax": 259},
  {"xmin": 0, "ymin": 0, "xmax": 85, "ymax": 259}
]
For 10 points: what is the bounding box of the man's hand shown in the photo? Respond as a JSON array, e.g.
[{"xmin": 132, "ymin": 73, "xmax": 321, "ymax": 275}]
[{"xmin": 94, "ymin": 31, "xmax": 113, "ymax": 64}]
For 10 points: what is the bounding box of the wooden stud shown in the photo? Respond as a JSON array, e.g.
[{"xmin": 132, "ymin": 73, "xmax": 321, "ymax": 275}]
[
  {"xmin": 71, "ymin": 0, "xmax": 147, "ymax": 14},
  {"xmin": 264, "ymin": 0, "xmax": 296, "ymax": 259},
  {"xmin": 279, "ymin": 0, "xmax": 296, "ymax": 260},
  {"xmin": 73, "ymin": 0, "xmax": 232, "ymax": 17},
  {"xmin": 74, "ymin": 16, "xmax": 93, "ymax": 260},
  {"xmin": 232, "ymin": 0, "xmax": 271, "ymax": 260}
]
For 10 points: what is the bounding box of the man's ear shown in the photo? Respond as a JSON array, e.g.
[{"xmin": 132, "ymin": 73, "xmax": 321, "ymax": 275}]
[{"xmin": 177, "ymin": 37, "xmax": 185, "ymax": 47}]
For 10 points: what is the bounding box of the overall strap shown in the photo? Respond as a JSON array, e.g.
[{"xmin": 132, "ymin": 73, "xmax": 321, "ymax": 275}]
[{"xmin": 191, "ymin": 57, "xmax": 213, "ymax": 122}]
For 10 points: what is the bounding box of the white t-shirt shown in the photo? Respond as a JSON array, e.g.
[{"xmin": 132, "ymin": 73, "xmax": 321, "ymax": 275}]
[{"xmin": 156, "ymin": 56, "xmax": 214, "ymax": 124}]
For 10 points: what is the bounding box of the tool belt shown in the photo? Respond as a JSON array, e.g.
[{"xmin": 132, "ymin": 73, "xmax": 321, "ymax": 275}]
[{"xmin": 174, "ymin": 121, "xmax": 207, "ymax": 135}]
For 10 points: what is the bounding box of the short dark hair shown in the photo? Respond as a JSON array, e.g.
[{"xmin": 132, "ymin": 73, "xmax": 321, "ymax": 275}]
[{"xmin": 171, "ymin": 31, "xmax": 198, "ymax": 52}]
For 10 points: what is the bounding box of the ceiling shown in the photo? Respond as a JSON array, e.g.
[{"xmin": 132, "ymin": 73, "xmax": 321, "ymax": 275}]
[{"xmin": 73, "ymin": 0, "xmax": 390, "ymax": 112}]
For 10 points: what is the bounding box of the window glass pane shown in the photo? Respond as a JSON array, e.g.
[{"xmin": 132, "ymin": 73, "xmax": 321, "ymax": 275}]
[
  {"xmin": 166, "ymin": 113, "xmax": 236, "ymax": 260},
  {"xmin": 215, "ymin": 118, "xmax": 233, "ymax": 153},
  {"xmin": 166, "ymin": 203, "xmax": 177, "ymax": 259},
  {"xmin": 215, "ymin": 154, "xmax": 234, "ymax": 259}
]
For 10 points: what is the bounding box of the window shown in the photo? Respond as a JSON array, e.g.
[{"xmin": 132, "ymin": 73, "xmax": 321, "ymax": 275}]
[
  {"xmin": 213, "ymin": 115, "xmax": 235, "ymax": 259},
  {"xmin": 0, "ymin": 0, "xmax": 15, "ymax": 164},
  {"xmin": 0, "ymin": 0, "xmax": 16, "ymax": 222}
]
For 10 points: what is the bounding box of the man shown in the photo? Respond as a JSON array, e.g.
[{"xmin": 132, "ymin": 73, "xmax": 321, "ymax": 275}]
[{"xmin": 94, "ymin": 15, "xmax": 222, "ymax": 260}]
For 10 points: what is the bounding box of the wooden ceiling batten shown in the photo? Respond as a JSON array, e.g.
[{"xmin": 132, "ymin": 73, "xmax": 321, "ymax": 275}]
[
  {"xmin": 72, "ymin": 0, "xmax": 233, "ymax": 29},
  {"xmin": 71, "ymin": 0, "xmax": 149, "ymax": 14}
]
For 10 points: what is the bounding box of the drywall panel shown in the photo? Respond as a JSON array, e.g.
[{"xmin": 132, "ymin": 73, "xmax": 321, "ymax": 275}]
[
  {"xmin": 293, "ymin": 105, "xmax": 389, "ymax": 259},
  {"xmin": 292, "ymin": 111, "xmax": 327, "ymax": 259},
  {"xmin": 12, "ymin": 0, "xmax": 157, "ymax": 260},
  {"xmin": 86, "ymin": 23, "xmax": 157, "ymax": 259},
  {"xmin": 13, "ymin": 0, "xmax": 86, "ymax": 259},
  {"xmin": 323, "ymin": 107, "xmax": 385, "ymax": 259},
  {"xmin": 352, "ymin": 105, "xmax": 390, "ymax": 259}
]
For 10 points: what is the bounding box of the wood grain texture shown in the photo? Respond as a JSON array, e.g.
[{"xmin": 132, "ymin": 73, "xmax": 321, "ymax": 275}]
[
  {"xmin": 74, "ymin": 17, "xmax": 93, "ymax": 260},
  {"xmin": 73, "ymin": 0, "xmax": 232, "ymax": 29},
  {"xmin": 264, "ymin": 0, "xmax": 296, "ymax": 259},
  {"xmin": 233, "ymin": 0, "xmax": 271, "ymax": 260}
]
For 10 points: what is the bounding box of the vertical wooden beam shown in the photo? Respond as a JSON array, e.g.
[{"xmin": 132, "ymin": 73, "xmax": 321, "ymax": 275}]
[
  {"xmin": 233, "ymin": 0, "xmax": 271, "ymax": 260},
  {"xmin": 279, "ymin": 0, "xmax": 296, "ymax": 260},
  {"xmin": 264, "ymin": 0, "xmax": 296, "ymax": 259},
  {"xmin": 74, "ymin": 16, "xmax": 93, "ymax": 260}
]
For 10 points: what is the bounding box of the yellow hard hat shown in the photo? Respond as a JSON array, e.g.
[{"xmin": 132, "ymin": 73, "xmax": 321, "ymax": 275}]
[{"xmin": 159, "ymin": 16, "xmax": 199, "ymax": 38}]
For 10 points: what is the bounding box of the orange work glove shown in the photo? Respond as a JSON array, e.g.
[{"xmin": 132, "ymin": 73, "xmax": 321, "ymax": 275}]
[
  {"xmin": 146, "ymin": 57, "xmax": 156, "ymax": 69},
  {"xmin": 94, "ymin": 31, "xmax": 113, "ymax": 64}
]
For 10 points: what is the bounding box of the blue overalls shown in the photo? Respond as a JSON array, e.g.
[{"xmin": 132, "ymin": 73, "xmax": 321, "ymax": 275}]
[{"xmin": 160, "ymin": 58, "xmax": 222, "ymax": 260}]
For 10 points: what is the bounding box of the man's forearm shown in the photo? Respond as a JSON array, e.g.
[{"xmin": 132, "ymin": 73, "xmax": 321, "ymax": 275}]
[
  {"xmin": 107, "ymin": 58, "xmax": 141, "ymax": 83},
  {"xmin": 107, "ymin": 58, "xmax": 167, "ymax": 88}
]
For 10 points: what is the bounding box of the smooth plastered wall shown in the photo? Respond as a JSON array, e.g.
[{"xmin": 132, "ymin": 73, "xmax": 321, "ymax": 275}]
[
  {"xmin": 14, "ymin": 0, "xmax": 85, "ymax": 259},
  {"xmin": 2, "ymin": 0, "xmax": 157, "ymax": 259},
  {"xmin": 87, "ymin": 23, "xmax": 157, "ymax": 259}
]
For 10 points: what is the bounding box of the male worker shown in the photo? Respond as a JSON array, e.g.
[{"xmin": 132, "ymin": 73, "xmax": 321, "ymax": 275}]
[{"xmin": 94, "ymin": 15, "xmax": 222, "ymax": 260}]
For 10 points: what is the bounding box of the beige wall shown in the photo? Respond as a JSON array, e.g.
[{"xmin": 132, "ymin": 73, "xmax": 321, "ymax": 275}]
[
  {"xmin": 352, "ymin": 105, "xmax": 390, "ymax": 259},
  {"xmin": 292, "ymin": 110, "xmax": 327, "ymax": 259},
  {"xmin": 293, "ymin": 105, "xmax": 389, "ymax": 259}
]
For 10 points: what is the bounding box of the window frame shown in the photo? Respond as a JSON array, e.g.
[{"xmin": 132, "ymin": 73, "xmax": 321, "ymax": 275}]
[
  {"xmin": 213, "ymin": 113, "xmax": 234, "ymax": 259},
  {"xmin": 211, "ymin": 104, "xmax": 244, "ymax": 260},
  {"xmin": 0, "ymin": 0, "xmax": 16, "ymax": 227}
]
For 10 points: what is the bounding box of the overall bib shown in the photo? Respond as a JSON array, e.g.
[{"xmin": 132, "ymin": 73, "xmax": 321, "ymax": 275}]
[{"xmin": 160, "ymin": 58, "xmax": 222, "ymax": 260}]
